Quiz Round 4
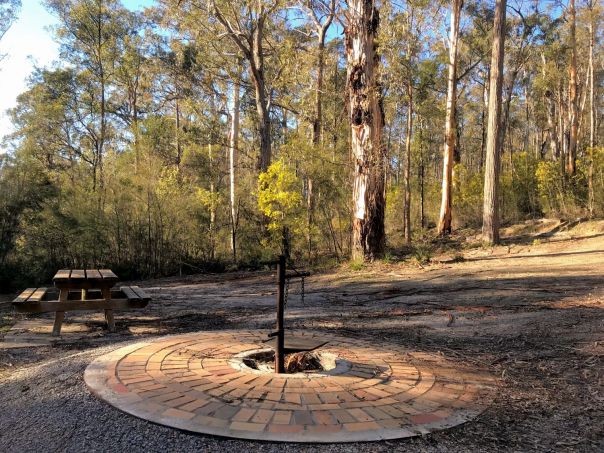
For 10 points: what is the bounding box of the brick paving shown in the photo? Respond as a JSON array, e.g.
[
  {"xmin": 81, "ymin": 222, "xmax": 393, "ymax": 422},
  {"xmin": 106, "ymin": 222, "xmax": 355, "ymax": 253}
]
[{"xmin": 84, "ymin": 331, "xmax": 496, "ymax": 442}]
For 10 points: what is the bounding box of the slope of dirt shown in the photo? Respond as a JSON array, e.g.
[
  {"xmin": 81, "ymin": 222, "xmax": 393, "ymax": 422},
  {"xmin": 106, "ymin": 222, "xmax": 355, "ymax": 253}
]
[{"xmin": 0, "ymin": 219, "xmax": 602, "ymax": 452}]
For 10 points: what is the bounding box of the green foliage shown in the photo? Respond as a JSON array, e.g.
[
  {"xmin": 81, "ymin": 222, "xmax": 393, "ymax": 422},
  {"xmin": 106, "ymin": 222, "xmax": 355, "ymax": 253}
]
[
  {"xmin": 586, "ymin": 147, "xmax": 604, "ymax": 217},
  {"xmin": 536, "ymin": 157, "xmax": 589, "ymax": 217},
  {"xmin": 348, "ymin": 258, "xmax": 365, "ymax": 271},
  {"xmin": 381, "ymin": 252, "xmax": 396, "ymax": 264},
  {"xmin": 0, "ymin": 0, "xmax": 20, "ymax": 38},
  {"xmin": 500, "ymin": 152, "xmax": 541, "ymax": 222},
  {"xmin": 535, "ymin": 160, "xmax": 561, "ymax": 215},
  {"xmin": 452, "ymin": 164, "xmax": 484, "ymax": 228},
  {"xmin": 411, "ymin": 244, "xmax": 432, "ymax": 265},
  {"xmin": 2, "ymin": 0, "xmax": 604, "ymax": 291}
]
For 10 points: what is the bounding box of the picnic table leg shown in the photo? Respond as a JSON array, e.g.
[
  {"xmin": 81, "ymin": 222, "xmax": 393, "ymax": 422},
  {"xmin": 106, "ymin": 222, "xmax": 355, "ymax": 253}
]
[
  {"xmin": 52, "ymin": 289, "xmax": 68, "ymax": 336},
  {"xmin": 101, "ymin": 287, "xmax": 116, "ymax": 332}
]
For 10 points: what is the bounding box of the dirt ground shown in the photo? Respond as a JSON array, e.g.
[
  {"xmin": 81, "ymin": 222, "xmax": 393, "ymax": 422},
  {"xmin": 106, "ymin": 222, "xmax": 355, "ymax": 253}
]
[{"xmin": 0, "ymin": 219, "xmax": 602, "ymax": 452}]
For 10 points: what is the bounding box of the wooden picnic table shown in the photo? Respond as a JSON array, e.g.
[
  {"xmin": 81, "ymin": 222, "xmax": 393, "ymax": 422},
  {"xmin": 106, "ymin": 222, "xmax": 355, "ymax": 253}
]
[
  {"xmin": 52, "ymin": 269, "xmax": 119, "ymax": 335},
  {"xmin": 13, "ymin": 269, "xmax": 151, "ymax": 337}
]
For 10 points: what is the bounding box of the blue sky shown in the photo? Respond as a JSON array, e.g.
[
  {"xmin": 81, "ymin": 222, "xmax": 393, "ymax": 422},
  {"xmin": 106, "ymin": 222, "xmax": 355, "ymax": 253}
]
[{"xmin": 0, "ymin": 0, "xmax": 156, "ymax": 146}]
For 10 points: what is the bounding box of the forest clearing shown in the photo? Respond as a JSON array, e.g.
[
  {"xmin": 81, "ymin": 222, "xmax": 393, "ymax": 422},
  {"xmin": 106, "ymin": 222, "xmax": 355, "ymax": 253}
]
[
  {"xmin": 0, "ymin": 218, "xmax": 602, "ymax": 451},
  {"xmin": 0, "ymin": 0, "xmax": 603, "ymax": 450}
]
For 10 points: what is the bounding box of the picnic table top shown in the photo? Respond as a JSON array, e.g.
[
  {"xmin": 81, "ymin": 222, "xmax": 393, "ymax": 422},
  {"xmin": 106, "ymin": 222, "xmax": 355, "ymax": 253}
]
[{"xmin": 53, "ymin": 269, "xmax": 118, "ymax": 286}]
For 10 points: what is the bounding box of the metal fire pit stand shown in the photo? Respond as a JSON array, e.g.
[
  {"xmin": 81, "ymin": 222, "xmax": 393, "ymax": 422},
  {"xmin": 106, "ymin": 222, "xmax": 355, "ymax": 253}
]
[{"xmin": 267, "ymin": 255, "xmax": 311, "ymax": 374}]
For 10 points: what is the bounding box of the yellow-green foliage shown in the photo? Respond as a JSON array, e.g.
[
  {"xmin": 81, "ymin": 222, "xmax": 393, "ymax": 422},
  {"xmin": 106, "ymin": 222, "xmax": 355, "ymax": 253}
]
[
  {"xmin": 536, "ymin": 155, "xmax": 589, "ymax": 217},
  {"xmin": 536, "ymin": 160, "xmax": 562, "ymax": 215},
  {"xmin": 452, "ymin": 164, "xmax": 484, "ymax": 227},
  {"xmin": 584, "ymin": 147, "xmax": 604, "ymax": 217},
  {"xmin": 257, "ymin": 159, "xmax": 303, "ymax": 234},
  {"xmin": 500, "ymin": 152, "xmax": 540, "ymax": 222}
]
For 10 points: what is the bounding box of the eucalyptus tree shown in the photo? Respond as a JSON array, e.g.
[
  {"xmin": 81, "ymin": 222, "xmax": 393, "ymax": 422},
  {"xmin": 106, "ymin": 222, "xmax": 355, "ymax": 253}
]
[
  {"xmin": 207, "ymin": 0, "xmax": 283, "ymax": 171},
  {"xmin": 482, "ymin": 0, "xmax": 507, "ymax": 244},
  {"xmin": 437, "ymin": 0, "xmax": 463, "ymax": 236},
  {"xmin": 112, "ymin": 10, "xmax": 151, "ymax": 167},
  {"xmin": 585, "ymin": 0, "xmax": 601, "ymax": 216},
  {"xmin": 347, "ymin": 0, "xmax": 385, "ymax": 260},
  {"xmin": 295, "ymin": 0, "xmax": 336, "ymax": 257},
  {"xmin": 9, "ymin": 68, "xmax": 87, "ymax": 171},
  {"xmin": 0, "ymin": 0, "xmax": 20, "ymax": 62},
  {"xmin": 46, "ymin": 0, "xmax": 130, "ymax": 189},
  {"xmin": 567, "ymin": 0, "xmax": 578, "ymax": 175},
  {"xmin": 498, "ymin": 5, "xmax": 543, "ymax": 158},
  {"xmin": 227, "ymin": 62, "xmax": 241, "ymax": 261}
]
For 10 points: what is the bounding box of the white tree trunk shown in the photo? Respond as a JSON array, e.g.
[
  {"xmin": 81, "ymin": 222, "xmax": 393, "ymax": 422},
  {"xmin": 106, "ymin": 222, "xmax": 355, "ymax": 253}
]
[
  {"xmin": 347, "ymin": 0, "xmax": 385, "ymax": 260},
  {"xmin": 567, "ymin": 0, "xmax": 578, "ymax": 175},
  {"xmin": 437, "ymin": 0, "xmax": 463, "ymax": 236},
  {"xmin": 229, "ymin": 71, "xmax": 240, "ymax": 261}
]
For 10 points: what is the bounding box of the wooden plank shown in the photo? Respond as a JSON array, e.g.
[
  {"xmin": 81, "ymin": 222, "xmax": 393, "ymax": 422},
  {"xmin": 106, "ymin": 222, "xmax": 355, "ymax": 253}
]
[
  {"xmin": 86, "ymin": 269, "xmax": 102, "ymax": 280},
  {"xmin": 13, "ymin": 288, "xmax": 36, "ymax": 303},
  {"xmin": 55, "ymin": 281, "xmax": 113, "ymax": 291},
  {"xmin": 104, "ymin": 310, "xmax": 116, "ymax": 332},
  {"xmin": 99, "ymin": 269, "xmax": 118, "ymax": 280},
  {"xmin": 130, "ymin": 286, "xmax": 150, "ymax": 301},
  {"xmin": 53, "ymin": 269, "xmax": 71, "ymax": 282},
  {"xmin": 70, "ymin": 269, "xmax": 86, "ymax": 280},
  {"xmin": 28, "ymin": 288, "xmax": 48, "ymax": 302},
  {"xmin": 13, "ymin": 298, "xmax": 149, "ymax": 314},
  {"xmin": 121, "ymin": 286, "xmax": 140, "ymax": 300},
  {"xmin": 52, "ymin": 312, "xmax": 65, "ymax": 336}
]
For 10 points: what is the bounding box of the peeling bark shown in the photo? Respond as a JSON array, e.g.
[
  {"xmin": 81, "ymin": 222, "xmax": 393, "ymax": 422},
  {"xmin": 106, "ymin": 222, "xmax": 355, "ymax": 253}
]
[{"xmin": 346, "ymin": 0, "xmax": 385, "ymax": 260}]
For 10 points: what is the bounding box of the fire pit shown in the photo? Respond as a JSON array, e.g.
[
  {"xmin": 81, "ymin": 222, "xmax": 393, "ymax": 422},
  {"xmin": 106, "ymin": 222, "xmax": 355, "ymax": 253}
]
[
  {"xmin": 229, "ymin": 347, "xmax": 352, "ymax": 376},
  {"xmin": 85, "ymin": 330, "xmax": 497, "ymax": 442}
]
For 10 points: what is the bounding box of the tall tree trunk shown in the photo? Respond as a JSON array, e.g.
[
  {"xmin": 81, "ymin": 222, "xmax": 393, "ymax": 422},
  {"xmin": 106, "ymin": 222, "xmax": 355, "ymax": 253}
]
[
  {"xmin": 482, "ymin": 0, "xmax": 507, "ymax": 245},
  {"xmin": 542, "ymin": 53, "xmax": 559, "ymax": 160},
  {"xmin": 307, "ymin": 2, "xmax": 334, "ymax": 260},
  {"xmin": 588, "ymin": 4, "xmax": 596, "ymax": 216},
  {"xmin": 210, "ymin": 1, "xmax": 272, "ymax": 171},
  {"xmin": 253, "ymin": 13, "xmax": 271, "ymax": 171},
  {"xmin": 312, "ymin": 30, "xmax": 330, "ymax": 145},
  {"xmin": 403, "ymin": 83, "xmax": 413, "ymax": 244},
  {"xmin": 480, "ymin": 73, "xmax": 488, "ymax": 172},
  {"xmin": 346, "ymin": 0, "xmax": 385, "ymax": 260},
  {"xmin": 567, "ymin": 0, "xmax": 578, "ymax": 176},
  {"xmin": 498, "ymin": 67, "xmax": 519, "ymax": 156},
  {"xmin": 547, "ymin": 102, "xmax": 558, "ymax": 160},
  {"xmin": 175, "ymin": 98, "xmax": 181, "ymax": 169},
  {"xmin": 208, "ymin": 141, "xmax": 216, "ymax": 260},
  {"xmin": 558, "ymin": 80, "xmax": 567, "ymax": 169},
  {"xmin": 229, "ymin": 71, "xmax": 240, "ymax": 262},
  {"xmin": 419, "ymin": 119, "xmax": 425, "ymax": 231},
  {"xmin": 524, "ymin": 79, "xmax": 530, "ymax": 152},
  {"xmin": 437, "ymin": 0, "xmax": 463, "ymax": 236},
  {"xmin": 133, "ymin": 95, "xmax": 139, "ymax": 171},
  {"xmin": 250, "ymin": 57, "xmax": 271, "ymax": 171}
]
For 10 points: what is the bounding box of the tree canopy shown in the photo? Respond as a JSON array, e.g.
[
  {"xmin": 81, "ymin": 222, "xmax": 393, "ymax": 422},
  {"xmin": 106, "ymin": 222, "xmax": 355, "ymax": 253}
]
[{"xmin": 0, "ymin": 0, "xmax": 603, "ymax": 288}]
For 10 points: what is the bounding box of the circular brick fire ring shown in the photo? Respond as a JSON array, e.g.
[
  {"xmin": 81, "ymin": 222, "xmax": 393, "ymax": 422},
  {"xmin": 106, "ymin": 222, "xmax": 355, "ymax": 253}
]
[{"xmin": 84, "ymin": 331, "xmax": 496, "ymax": 442}]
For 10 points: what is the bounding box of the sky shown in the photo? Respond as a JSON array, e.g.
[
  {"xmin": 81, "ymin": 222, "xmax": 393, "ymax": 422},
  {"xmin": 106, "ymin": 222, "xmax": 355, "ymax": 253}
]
[{"xmin": 0, "ymin": 0, "xmax": 155, "ymax": 149}]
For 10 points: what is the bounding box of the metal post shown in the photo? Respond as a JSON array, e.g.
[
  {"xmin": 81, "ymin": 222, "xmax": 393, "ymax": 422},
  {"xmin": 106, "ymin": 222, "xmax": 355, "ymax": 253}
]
[{"xmin": 275, "ymin": 255, "xmax": 286, "ymax": 373}]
